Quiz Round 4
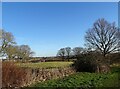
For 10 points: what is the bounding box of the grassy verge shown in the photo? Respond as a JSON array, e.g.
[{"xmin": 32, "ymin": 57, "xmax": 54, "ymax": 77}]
[
  {"xmin": 30, "ymin": 73, "xmax": 119, "ymax": 88},
  {"xmin": 17, "ymin": 62, "xmax": 73, "ymax": 69},
  {"xmin": 26, "ymin": 66, "xmax": 120, "ymax": 88}
]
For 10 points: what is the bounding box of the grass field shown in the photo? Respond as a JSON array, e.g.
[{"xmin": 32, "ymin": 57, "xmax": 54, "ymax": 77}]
[
  {"xmin": 17, "ymin": 62, "xmax": 73, "ymax": 69},
  {"xmin": 28, "ymin": 65, "xmax": 120, "ymax": 88}
]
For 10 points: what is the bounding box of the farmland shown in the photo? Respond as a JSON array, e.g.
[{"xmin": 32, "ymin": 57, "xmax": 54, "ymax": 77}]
[
  {"xmin": 2, "ymin": 60, "xmax": 120, "ymax": 88},
  {"xmin": 17, "ymin": 62, "xmax": 73, "ymax": 69}
]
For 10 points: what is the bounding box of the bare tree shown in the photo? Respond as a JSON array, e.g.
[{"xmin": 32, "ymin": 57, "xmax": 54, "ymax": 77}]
[
  {"xmin": 18, "ymin": 45, "xmax": 34, "ymax": 60},
  {"xmin": 65, "ymin": 47, "xmax": 71, "ymax": 59},
  {"xmin": 57, "ymin": 48, "xmax": 65, "ymax": 59},
  {"xmin": 85, "ymin": 18, "xmax": 120, "ymax": 57},
  {"xmin": 72, "ymin": 47, "xmax": 83, "ymax": 58},
  {"xmin": 116, "ymin": 28, "xmax": 120, "ymax": 52}
]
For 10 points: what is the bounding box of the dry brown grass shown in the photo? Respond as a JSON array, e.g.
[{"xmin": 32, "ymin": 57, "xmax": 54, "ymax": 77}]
[{"xmin": 2, "ymin": 61, "xmax": 27, "ymax": 88}]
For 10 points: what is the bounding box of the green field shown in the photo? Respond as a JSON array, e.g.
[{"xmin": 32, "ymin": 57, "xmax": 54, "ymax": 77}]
[
  {"xmin": 28, "ymin": 65, "xmax": 120, "ymax": 88},
  {"xmin": 17, "ymin": 62, "xmax": 73, "ymax": 69}
]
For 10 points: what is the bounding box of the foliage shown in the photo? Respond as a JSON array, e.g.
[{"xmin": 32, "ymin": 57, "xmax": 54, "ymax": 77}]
[
  {"xmin": 17, "ymin": 62, "xmax": 73, "ymax": 69},
  {"xmin": 5, "ymin": 45, "xmax": 18, "ymax": 59},
  {"xmin": 73, "ymin": 52, "xmax": 97, "ymax": 72},
  {"xmin": 0, "ymin": 29, "xmax": 16, "ymax": 57},
  {"xmin": 106, "ymin": 53, "xmax": 120, "ymax": 64}
]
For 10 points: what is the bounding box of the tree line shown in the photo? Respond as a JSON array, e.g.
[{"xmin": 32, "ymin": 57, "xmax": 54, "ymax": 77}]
[
  {"xmin": 0, "ymin": 30, "xmax": 34, "ymax": 60},
  {"xmin": 57, "ymin": 47, "xmax": 85, "ymax": 59}
]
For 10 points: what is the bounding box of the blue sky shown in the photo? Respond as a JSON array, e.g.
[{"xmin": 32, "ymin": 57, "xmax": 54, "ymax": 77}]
[{"xmin": 2, "ymin": 2, "xmax": 118, "ymax": 57}]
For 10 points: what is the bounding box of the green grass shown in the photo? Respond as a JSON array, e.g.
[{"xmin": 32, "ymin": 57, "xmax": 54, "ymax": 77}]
[
  {"xmin": 30, "ymin": 73, "xmax": 119, "ymax": 88},
  {"xmin": 28, "ymin": 66, "xmax": 120, "ymax": 88},
  {"xmin": 17, "ymin": 62, "xmax": 73, "ymax": 69}
]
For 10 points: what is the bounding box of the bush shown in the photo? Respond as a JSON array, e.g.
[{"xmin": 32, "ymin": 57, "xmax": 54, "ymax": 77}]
[
  {"xmin": 74, "ymin": 55, "xmax": 97, "ymax": 72},
  {"xmin": 2, "ymin": 61, "xmax": 27, "ymax": 88},
  {"xmin": 106, "ymin": 53, "xmax": 120, "ymax": 64},
  {"xmin": 73, "ymin": 53, "xmax": 110, "ymax": 73}
]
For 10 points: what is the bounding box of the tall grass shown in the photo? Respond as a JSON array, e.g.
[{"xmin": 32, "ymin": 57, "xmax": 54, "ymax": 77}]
[{"xmin": 2, "ymin": 61, "xmax": 27, "ymax": 88}]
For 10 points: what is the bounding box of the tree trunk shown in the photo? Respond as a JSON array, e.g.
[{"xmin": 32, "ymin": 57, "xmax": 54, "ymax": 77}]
[
  {"xmin": 96, "ymin": 62, "xmax": 110, "ymax": 73},
  {"xmin": 95, "ymin": 55, "xmax": 110, "ymax": 73}
]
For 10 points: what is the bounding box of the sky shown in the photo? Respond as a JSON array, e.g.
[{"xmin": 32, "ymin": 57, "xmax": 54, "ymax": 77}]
[{"xmin": 2, "ymin": 2, "xmax": 118, "ymax": 57}]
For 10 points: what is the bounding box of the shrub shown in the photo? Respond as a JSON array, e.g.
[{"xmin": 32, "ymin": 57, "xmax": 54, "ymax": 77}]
[
  {"xmin": 74, "ymin": 55, "xmax": 97, "ymax": 72},
  {"xmin": 73, "ymin": 53, "xmax": 110, "ymax": 73},
  {"xmin": 2, "ymin": 61, "xmax": 27, "ymax": 88},
  {"xmin": 106, "ymin": 53, "xmax": 120, "ymax": 64}
]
